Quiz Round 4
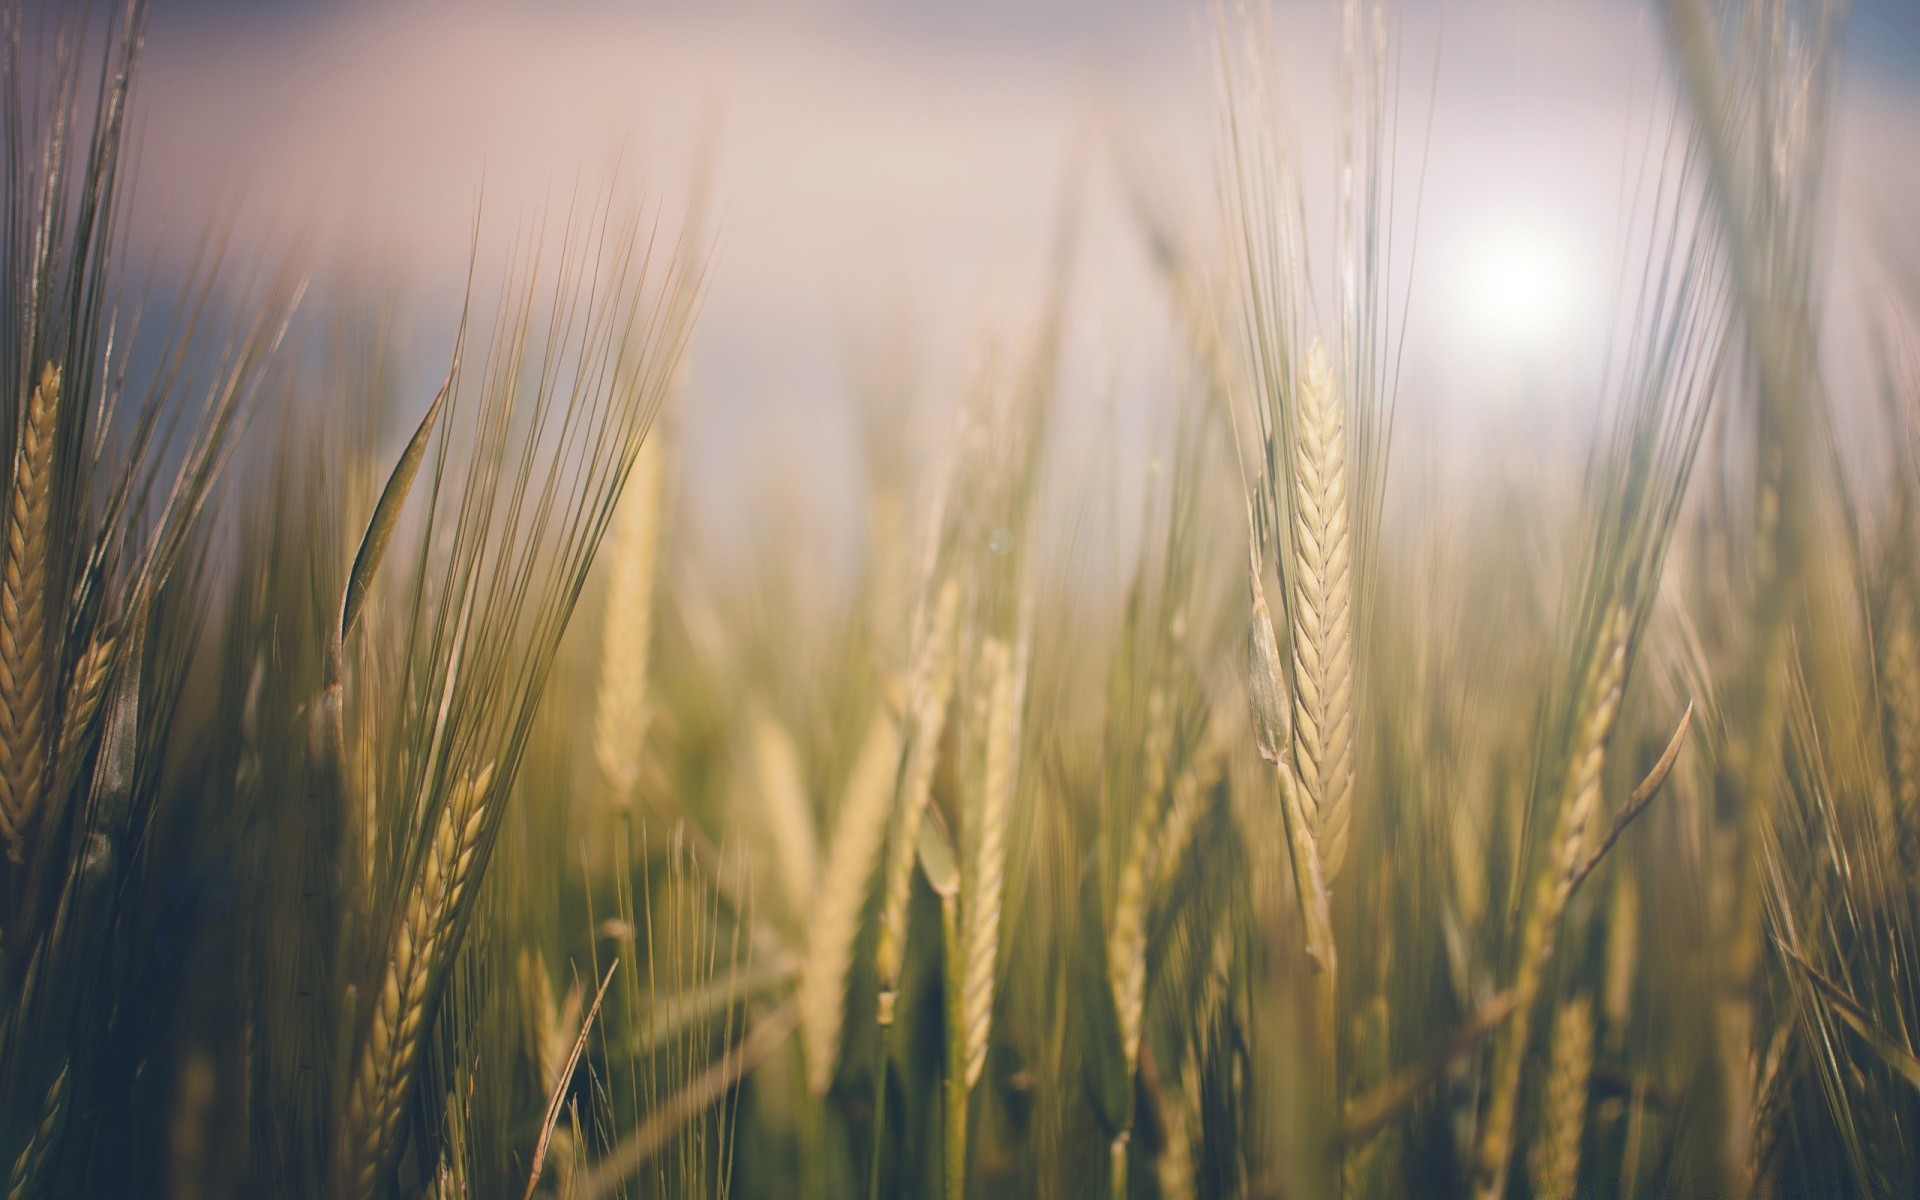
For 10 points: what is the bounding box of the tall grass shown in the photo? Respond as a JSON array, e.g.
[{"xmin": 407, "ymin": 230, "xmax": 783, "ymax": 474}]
[{"xmin": 6, "ymin": 0, "xmax": 1920, "ymax": 1196}]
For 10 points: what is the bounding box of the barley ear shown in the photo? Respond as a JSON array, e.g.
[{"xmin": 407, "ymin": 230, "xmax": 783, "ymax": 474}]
[
  {"xmin": 1879, "ymin": 581, "xmax": 1920, "ymax": 865},
  {"xmin": 1247, "ymin": 556, "xmax": 1335, "ymax": 984},
  {"xmin": 1474, "ymin": 603, "xmax": 1630, "ymax": 1200},
  {"xmin": 801, "ymin": 710, "xmax": 901, "ymax": 1095},
  {"xmin": 0, "ymin": 364, "xmax": 58, "ymax": 861},
  {"xmin": 962, "ymin": 632, "xmax": 1024, "ymax": 1090},
  {"xmin": 341, "ymin": 762, "xmax": 495, "ymax": 1199},
  {"xmin": 1109, "ymin": 798, "xmax": 1156, "ymax": 1077},
  {"xmin": 874, "ymin": 577, "xmax": 962, "ymax": 1008},
  {"xmin": 748, "ymin": 706, "xmax": 817, "ymax": 923},
  {"xmin": 1529, "ymin": 995, "xmax": 1596, "ymax": 1200},
  {"xmin": 593, "ymin": 434, "xmax": 664, "ymax": 802},
  {"xmin": 1246, "ymin": 555, "xmax": 1292, "ymax": 769},
  {"xmin": 6, "ymin": 1063, "xmax": 66, "ymax": 1200},
  {"xmin": 55, "ymin": 632, "xmax": 115, "ymax": 781},
  {"xmin": 1287, "ymin": 341, "xmax": 1356, "ymax": 880}
]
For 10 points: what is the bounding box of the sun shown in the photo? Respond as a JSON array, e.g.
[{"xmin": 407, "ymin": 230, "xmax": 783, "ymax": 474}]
[{"xmin": 1464, "ymin": 219, "xmax": 1586, "ymax": 355}]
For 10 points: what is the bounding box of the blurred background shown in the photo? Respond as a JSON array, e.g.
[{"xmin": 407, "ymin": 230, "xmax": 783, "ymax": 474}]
[{"xmin": 132, "ymin": 0, "xmax": 1920, "ymax": 563}]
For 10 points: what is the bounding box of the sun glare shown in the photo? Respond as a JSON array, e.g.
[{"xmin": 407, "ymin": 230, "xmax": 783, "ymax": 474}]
[{"xmin": 1464, "ymin": 220, "xmax": 1585, "ymax": 354}]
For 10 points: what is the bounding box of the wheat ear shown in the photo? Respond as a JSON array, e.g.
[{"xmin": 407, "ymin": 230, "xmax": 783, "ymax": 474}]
[
  {"xmin": 1154, "ymin": 1044, "xmax": 1202, "ymax": 1200},
  {"xmin": 1879, "ymin": 583, "xmax": 1920, "ymax": 864},
  {"xmin": 1109, "ymin": 793, "xmax": 1156, "ymax": 1076},
  {"xmin": 874, "ymin": 578, "xmax": 961, "ymax": 1014},
  {"xmin": 1155, "ymin": 745, "xmax": 1221, "ymax": 899},
  {"xmin": 749, "ymin": 707, "xmax": 818, "ymax": 923},
  {"xmin": 801, "ymin": 710, "xmax": 902, "ymax": 1095},
  {"xmin": 1603, "ymin": 872, "xmax": 1638, "ymax": 1053},
  {"xmin": 6, "ymin": 1064, "xmax": 65, "ymax": 1200},
  {"xmin": 1473, "ymin": 603, "xmax": 1629, "ymax": 1200},
  {"xmin": 1287, "ymin": 341, "xmax": 1356, "ymax": 881},
  {"xmin": 962, "ymin": 632, "xmax": 1024, "ymax": 1090},
  {"xmin": 1529, "ymin": 995, "xmax": 1596, "ymax": 1200},
  {"xmin": 593, "ymin": 434, "xmax": 664, "ymax": 804},
  {"xmin": 55, "ymin": 633, "xmax": 113, "ymax": 778},
  {"xmin": 1248, "ymin": 555, "xmax": 1337, "ymax": 1005},
  {"xmin": 0, "ymin": 365, "xmax": 58, "ymax": 860},
  {"xmin": 341, "ymin": 763, "xmax": 495, "ymax": 1199}
]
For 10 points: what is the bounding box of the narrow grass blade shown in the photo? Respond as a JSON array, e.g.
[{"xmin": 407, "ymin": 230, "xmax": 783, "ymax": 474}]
[
  {"xmin": 524, "ymin": 961, "xmax": 618, "ymax": 1200},
  {"xmin": 1567, "ymin": 701, "xmax": 1693, "ymax": 898},
  {"xmin": 338, "ymin": 367, "xmax": 451, "ymax": 646},
  {"xmin": 1779, "ymin": 941, "xmax": 1920, "ymax": 1094}
]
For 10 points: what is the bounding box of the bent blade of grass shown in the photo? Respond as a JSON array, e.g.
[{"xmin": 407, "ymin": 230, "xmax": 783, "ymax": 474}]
[
  {"xmin": 338, "ymin": 364, "xmax": 452, "ymax": 650},
  {"xmin": 1566, "ymin": 700, "xmax": 1693, "ymax": 899},
  {"xmin": 524, "ymin": 961, "xmax": 618, "ymax": 1200}
]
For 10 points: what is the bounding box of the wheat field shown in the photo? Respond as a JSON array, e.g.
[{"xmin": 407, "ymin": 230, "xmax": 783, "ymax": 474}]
[{"xmin": 3, "ymin": 0, "xmax": 1919, "ymax": 1196}]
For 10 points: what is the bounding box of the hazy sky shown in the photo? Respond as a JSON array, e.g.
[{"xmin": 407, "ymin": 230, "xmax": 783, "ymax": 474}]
[{"xmin": 128, "ymin": 0, "xmax": 1920, "ymax": 555}]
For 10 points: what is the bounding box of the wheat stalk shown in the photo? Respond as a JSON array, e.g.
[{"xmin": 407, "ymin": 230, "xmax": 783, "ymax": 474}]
[
  {"xmin": 1287, "ymin": 341, "xmax": 1356, "ymax": 881},
  {"xmin": 962, "ymin": 631, "xmax": 1024, "ymax": 1090},
  {"xmin": 0, "ymin": 364, "xmax": 58, "ymax": 861},
  {"xmin": 341, "ymin": 763, "xmax": 495, "ymax": 1199},
  {"xmin": 800, "ymin": 710, "xmax": 902, "ymax": 1096},
  {"xmin": 1473, "ymin": 602, "xmax": 1629, "ymax": 1200},
  {"xmin": 593, "ymin": 434, "xmax": 665, "ymax": 805},
  {"xmin": 1529, "ymin": 995, "xmax": 1595, "ymax": 1200}
]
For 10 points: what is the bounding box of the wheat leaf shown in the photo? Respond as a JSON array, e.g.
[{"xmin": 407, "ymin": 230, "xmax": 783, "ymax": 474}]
[
  {"xmin": 1567, "ymin": 701, "xmax": 1694, "ymax": 898},
  {"xmin": 917, "ymin": 806, "xmax": 960, "ymax": 899},
  {"xmin": 338, "ymin": 368, "xmax": 451, "ymax": 646}
]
